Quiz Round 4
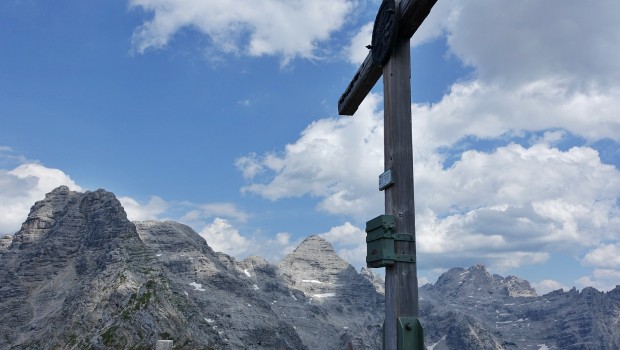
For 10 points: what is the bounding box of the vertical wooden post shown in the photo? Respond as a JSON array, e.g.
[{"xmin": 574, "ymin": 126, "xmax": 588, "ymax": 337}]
[
  {"xmin": 383, "ymin": 34, "xmax": 419, "ymax": 350},
  {"xmin": 337, "ymin": 1, "xmax": 437, "ymax": 347}
]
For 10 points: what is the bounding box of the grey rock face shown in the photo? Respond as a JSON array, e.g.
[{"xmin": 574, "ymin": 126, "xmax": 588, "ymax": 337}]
[
  {"xmin": 1, "ymin": 187, "xmax": 619, "ymax": 349},
  {"xmin": 277, "ymin": 236, "xmax": 384, "ymax": 350},
  {"xmin": 0, "ymin": 188, "xmax": 383, "ymax": 350},
  {"xmin": 0, "ymin": 186, "xmax": 156, "ymax": 349},
  {"xmin": 133, "ymin": 220, "xmax": 310, "ymax": 350},
  {"xmin": 361, "ymin": 267, "xmax": 385, "ymax": 295},
  {"xmin": 421, "ymin": 265, "xmax": 620, "ymax": 349},
  {"xmin": 0, "ymin": 235, "xmax": 11, "ymax": 253},
  {"xmin": 432, "ymin": 265, "xmax": 537, "ymax": 299}
]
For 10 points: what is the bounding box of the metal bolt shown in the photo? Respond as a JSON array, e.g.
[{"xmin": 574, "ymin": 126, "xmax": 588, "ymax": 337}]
[{"xmin": 405, "ymin": 323, "xmax": 413, "ymax": 331}]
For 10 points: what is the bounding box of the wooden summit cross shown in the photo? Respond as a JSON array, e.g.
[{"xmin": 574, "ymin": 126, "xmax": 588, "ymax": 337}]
[{"xmin": 338, "ymin": 0, "xmax": 437, "ymax": 349}]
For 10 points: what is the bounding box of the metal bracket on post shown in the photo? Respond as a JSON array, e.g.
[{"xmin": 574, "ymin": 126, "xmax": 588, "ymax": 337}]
[
  {"xmin": 397, "ymin": 317, "xmax": 424, "ymax": 350},
  {"xmin": 382, "ymin": 318, "xmax": 424, "ymax": 350}
]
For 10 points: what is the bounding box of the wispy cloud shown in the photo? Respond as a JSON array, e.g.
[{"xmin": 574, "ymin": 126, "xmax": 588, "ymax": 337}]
[{"xmin": 180, "ymin": 202, "xmax": 250, "ymax": 224}]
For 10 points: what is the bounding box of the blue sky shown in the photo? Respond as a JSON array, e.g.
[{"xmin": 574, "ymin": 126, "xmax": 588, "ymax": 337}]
[{"xmin": 2, "ymin": 0, "xmax": 620, "ymax": 294}]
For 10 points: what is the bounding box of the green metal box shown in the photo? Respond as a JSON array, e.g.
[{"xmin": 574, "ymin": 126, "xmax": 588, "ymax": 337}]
[{"xmin": 365, "ymin": 215, "xmax": 396, "ymax": 268}]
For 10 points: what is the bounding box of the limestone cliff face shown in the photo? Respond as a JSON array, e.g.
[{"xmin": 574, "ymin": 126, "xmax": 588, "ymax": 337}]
[
  {"xmin": 279, "ymin": 235, "xmax": 383, "ymax": 307},
  {"xmin": 1, "ymin": 187, "xmax": 619, "ymax": 350},
  {"xmin": 0, "ymin": 235, "xmax": 11, "ymax": 252},
  {"xmin": 0, "ymin": 186, "xmax": 162, "ymax": 349},
  {"xmin": 431, "ymin": 265, "xmax": 537, "ymax": 299},
  {"xmin": 0, "ymin": 188, "xmax": 383, "ymax": 350},
  {"xmin": 420, "ymin": 265, "xmax": 620, "ymax": 350},
  {"xmin": 277, "ymin": 236, "xmax": 384, "ymax": 350}
]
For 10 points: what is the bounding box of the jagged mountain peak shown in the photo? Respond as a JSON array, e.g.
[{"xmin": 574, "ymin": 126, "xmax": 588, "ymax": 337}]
[
  {"xmin": 292, "ymin": 235, "xmax": 335, "ymax": 253},
  {"xmin": 279, "ymin": 234, "xmax": 350, "ymax": 276},
  {"xmin": 431, "ymin": 265, "xmax": 537, "ymax": 298},
  {"xmin": 3, "ymin": 187, "xmax": 620, "ymax": 349},
  {"xmin": 10, "ymin": 186, "xmax": 135, "ymax": 252},
  {"xmin": 41, "ymin": 184, "xmax": 73, "ymax": 201},
  {"xmin": 434, "ymin": 265, "xmax": 490, "ymax": 287},
  {"xmin": 0, "ymin": 188, "xmax": 160, "ymax": 349},
  {"xmin": 13, "ymin": 185, "xmax": 77, "ymax": 241},
  {"xmin": 278, "ymin": 235, "xmax": 382, "ymax": 312}
]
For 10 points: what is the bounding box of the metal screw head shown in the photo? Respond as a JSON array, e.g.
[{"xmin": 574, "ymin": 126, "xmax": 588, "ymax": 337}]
[{"xmin": 405, "ymin": 323, "xmax": 413, "ymax": 331}]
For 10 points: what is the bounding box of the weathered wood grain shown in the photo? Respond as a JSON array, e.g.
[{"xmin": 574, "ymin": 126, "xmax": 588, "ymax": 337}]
[
  {"xmin": 338, "ymin": 1, "xmax": 436, "ymax": 348},
  {"xmin": 338, "ymin": 54, "xmax": 382, "ymax": 116},
  {"xmin": 383, "ymin": 36, "xmax": 420, "ymax": 350},
  {"xmin": 338, "ymin": 0, "xmax": 438, "ymax": 116},
  {"xmin": 398, "ymin": 0, "xmax": 438, "ymax": 39}
]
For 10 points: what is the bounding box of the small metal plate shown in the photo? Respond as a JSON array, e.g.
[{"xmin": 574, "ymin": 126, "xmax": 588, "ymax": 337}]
[
  {"xmin": 371, "ymin": 0, "xmax": 399, "ymax": 67},
  {"xmin": 379, "ymin": 168, "xmax": 394, "ymax": 191}
]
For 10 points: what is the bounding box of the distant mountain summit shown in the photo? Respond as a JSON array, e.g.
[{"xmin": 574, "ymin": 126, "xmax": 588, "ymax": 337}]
[
  {"xmin": 432, "ymin": 265, "xmax": 537, "ymax": 298},
  {"xmin": 0, "ymin": 187, "xmax": 619, "ymax": 349},
  {"xmin": 421, "ymin": 265, "xmax": 620, "ymax": 349}
]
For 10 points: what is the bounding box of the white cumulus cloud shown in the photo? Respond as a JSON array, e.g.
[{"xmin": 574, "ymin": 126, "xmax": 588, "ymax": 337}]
[
  {"xmin": 577, "ymin": 268, "xmax": 620, "ymax": 292},
  {"xmin": 582, "ymin": 243, "xmax": 620, "ymax": 269},
  {"xmin": 198, "ymin": 217, "xmax": 252, "ymax": 257},
  {"xmin": 0, "ymin": 163, "xmax": 82, "ymax": 235},
  {"xmin": 263, "ymin": 232, "xmax": 299, "ymax": 261},
  {"xmin": 237, "ymin": 1, "xmax": 620, "ymax": 282},
  {"xmin": 346, "ymin": 21, "xmax": 372, "ymax": 65},
  {"xmin": 443, "ymin": 0, "xmax": 620, "ymax": 87},
  {"xmin": 119, "ymin": 195, "xmax": 168, "ymax": 221},
  {"xmin": 344, "ymin": 0, "xmax": 457, "ymax": 65},
  {"xmin": 129, "ymin": 0, "xmax": 354, "ymax": 63},
  {"xmin": 237, "ymin": 107, "xmax": 620, "ymax": 271},
  {"xmin": 412, "ymin": 79, "xmax": 620, "ymax": 152},
  {"xmin": 238, "ymin": 93, "xmax": 384, "ymax": 218},
  {"xmin": 319, "ymin": 222, "xmax": 366, "ymax": 269},
  {"xmin": 532, "ymin": 279, "xmax": 568, "ymax": 296},
  {"xmin": 320, "ymin": 221, "xmax": 365, "ymax": 245}
]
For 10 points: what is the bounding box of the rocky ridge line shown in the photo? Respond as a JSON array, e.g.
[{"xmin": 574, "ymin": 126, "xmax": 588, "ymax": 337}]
[{"xmin": 0, "ymin": 187, "xmax": 619, "ymax": 349}]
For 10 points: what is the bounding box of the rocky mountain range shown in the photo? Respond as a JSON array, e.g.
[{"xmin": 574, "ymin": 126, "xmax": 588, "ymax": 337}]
[{"xmin": 0, "ymin": 187, "xmax": 619, "ymax": 349}]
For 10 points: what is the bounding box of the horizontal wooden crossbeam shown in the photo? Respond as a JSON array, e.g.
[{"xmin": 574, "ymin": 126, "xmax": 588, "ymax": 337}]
[{"xmin": 338, "ymin": 0, "xmax": 438, "ymax": 116}]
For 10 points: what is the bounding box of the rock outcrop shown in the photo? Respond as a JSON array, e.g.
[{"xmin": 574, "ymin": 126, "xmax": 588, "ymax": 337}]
[
  {"xmin": 0, "ymin": 235, "xmax": 11, "ymax": 252},
  {"xmin": 420, "ymin": 265, "xmax": 620, "ymax": 349},
  {"xmin": 0, "ymin": 187, "xmax": 383, "ymax": 349},
  {"xmin": 277, "ymin": 235, "xmax": 384, "ymax": 349},
  {"xmin": 1, "ymin": 187, "xmax": 619, "ymax": 349}
]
